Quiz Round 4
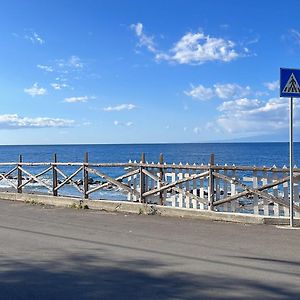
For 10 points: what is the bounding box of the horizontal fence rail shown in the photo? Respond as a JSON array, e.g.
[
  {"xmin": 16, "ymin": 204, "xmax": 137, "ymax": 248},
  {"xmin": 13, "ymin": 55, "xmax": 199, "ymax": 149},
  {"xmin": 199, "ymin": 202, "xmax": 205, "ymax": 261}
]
[{"xmin": 0, "ymin": 153, "xmax": 299, "ymax": 219}]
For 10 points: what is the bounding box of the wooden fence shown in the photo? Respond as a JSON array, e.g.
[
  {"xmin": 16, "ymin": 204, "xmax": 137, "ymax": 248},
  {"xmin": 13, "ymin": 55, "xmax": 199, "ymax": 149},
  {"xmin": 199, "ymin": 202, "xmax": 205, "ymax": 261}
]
[{"xmin": 0, "ymin": 153, "xmax": 299, "ymax": 218}]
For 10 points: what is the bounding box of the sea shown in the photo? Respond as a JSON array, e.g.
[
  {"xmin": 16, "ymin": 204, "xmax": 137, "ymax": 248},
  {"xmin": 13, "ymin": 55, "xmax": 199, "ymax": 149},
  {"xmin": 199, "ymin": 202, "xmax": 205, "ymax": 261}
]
[{"xmin": 0, "ymin": 143, "xmax": 298, "ymax": 200}]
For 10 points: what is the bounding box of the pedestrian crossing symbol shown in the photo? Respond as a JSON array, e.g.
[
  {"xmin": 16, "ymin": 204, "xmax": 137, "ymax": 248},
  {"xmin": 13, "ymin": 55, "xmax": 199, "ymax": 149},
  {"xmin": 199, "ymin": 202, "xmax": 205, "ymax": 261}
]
[
  {"xmin": 280, "ymin": 68, "xmax": 300, "ymax": 97},
  {"xmin": 283, "ymin": 73, "xmax": 300, "ymax": 93}
]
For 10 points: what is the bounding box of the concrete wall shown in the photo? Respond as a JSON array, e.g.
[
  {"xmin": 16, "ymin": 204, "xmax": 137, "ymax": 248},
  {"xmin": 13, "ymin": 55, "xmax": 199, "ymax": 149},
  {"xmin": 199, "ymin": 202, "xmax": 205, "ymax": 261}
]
[{"xmin": 0, "ymin": 191, "xmax": 299, "ymax": 226}]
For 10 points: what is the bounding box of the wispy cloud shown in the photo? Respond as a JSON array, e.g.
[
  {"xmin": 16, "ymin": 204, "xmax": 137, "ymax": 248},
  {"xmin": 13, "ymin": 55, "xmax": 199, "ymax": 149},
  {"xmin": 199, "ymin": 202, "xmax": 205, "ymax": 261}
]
[
  {"xmin": 37, "ymin": 64, "xmax": 53, "ymax": 72},
  {"xmin": 130, "ymin": 23, "xmax": 247, "ymax": 65},
  {"xmin": 287, "ymin": 28, "xmax": 300, "ymax": 44},
  {"xmin": 185, "ymin": 83, "xmax": 251, "ymax": 101},
  {"xmin": 264, "ymin": 80, "xmax": 279, "ymax": 91},
  {"xmin": 64, "ymin": 96, "xmax": 89, "ymax": 103},
  {"xmin": 25, "ymin": 31, "xmax": 45, "ymax": 45},
  {"xmin": 51, "ymin": 83, "xmax": 68, "ymax": 90},
  {"xmin": 67, "ymin": 55, "xmax": 84, "ymax": 68},
  {"xmin": 24, "ymin": 83, "xmax": 47, "ymax": 97},
  {"xmin": 37, "ymin": 56, "xmax": 85, "ymax": 77},
  {"xmin": 0, "ymin": 114, "xmax": 74, "ymax": 129},
  {"xmin": 130, "ymin": 23, "xmax": 156, "ymax": 53},
  {"xmin": 113, "ymin": 120, "xmax": 133, "ymax": 127},
  {"xmin": 57, "ymin": 55, "xmax": 84, "ymax": 69},
  {"xmin": 103, "ymin": 104, "xmax": 137, "ymax": 111}
]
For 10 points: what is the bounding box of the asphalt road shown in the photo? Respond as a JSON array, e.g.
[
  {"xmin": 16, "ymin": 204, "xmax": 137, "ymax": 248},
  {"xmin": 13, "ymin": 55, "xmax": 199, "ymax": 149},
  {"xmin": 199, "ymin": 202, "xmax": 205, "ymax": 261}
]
[{"xmin": 0, "ymin": 199, "xmax": 299, "ymax": 299}]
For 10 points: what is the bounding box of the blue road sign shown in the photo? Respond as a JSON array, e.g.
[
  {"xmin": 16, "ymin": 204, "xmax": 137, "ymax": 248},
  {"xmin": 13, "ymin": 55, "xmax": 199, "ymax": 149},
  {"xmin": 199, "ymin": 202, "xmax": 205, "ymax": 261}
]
[{"xmin": 280, "ymin": 68, "xmax": 300, "ymax": 98}]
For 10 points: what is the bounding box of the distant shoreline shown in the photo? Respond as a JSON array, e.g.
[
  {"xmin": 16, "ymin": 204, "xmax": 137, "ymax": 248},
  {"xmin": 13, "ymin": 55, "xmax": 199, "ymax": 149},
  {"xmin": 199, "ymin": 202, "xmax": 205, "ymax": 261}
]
[{"xmin": 0, "ymin": 141, "xmax": 297, "ymax": 147}]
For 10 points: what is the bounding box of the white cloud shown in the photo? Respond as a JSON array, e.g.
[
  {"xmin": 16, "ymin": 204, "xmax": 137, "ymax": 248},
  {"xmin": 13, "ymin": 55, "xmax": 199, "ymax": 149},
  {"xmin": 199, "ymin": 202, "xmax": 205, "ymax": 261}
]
[
  {"xmin": 156, "ymin": 32, "xmax": 242, "ymax": 64},
  {"xmin": 193, "ymin": 127, "xmax": 202, "ymax": 135},
  {"xmin": 0, "ymin": 114, "xmax": 74, "ymax": 129},
  {"xmin": 288, "ymin": 28, "xmax": 300, "ymax": 44},
  {"xmin": 24, "ymin": 83, "xmax": 47, "ymax": 97},
  {"xmin": 37, "ymin": 64, "xmax": 53, "ymax": 72},
  {"xmin": 25, "ymin": 32, "xmax": 45, "ymax": 45},
  {"xmin": 114, "ymin": 120, "xmax": 133, "ymax": 127},
  {"xmin": 68, "ymin": 55, "xmax": 84, "ymax": 68},
  {"xmin": 103, "ymin": 104, "xmax": 137, "ymax": 111},
  {"xmin": 37, "ymin": 55, "xmax": 85, "ymax": 76},
  {"xmin": 214, "ymin": 84, "xmax": 250, "ymax": 99},
  {"xmin": 131, "ymin": 24, "xmax": 248, "ymax": 65},
  {"xmin": 185, "ymin": 83, "xmax": 250, "ymax": 101},
  {"xmin": 264, "ymin": 80, "xmax": 279, "ymax": 91},
  {"xmin": 64, "ymin": 96, "xmax": 89, "ymax": 103},
  {"xmin": 217, "ymin": 98, "xmax": 260, "ymax": 112},
  {"xmin": 210, "ymin": 97, "xmax": 296, "ymax": 134},
  {"xmin": 130, "ymin": 22, "xmax": 156, "ymax": 53},
  {"xmin": 185, "ymin": 85, "xmax": 214, "ymax": 101},
  {"xmin": 51, "ymin": 83, "xmax": 68, "ymax": 90}
]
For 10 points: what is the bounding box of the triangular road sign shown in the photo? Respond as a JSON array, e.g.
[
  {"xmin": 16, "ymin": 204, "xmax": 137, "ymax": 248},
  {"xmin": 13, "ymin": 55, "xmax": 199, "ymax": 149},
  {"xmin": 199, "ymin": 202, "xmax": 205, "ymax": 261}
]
[{"xmin": 283, "ymin": 73, "xmax": 300, "ymax": 94}]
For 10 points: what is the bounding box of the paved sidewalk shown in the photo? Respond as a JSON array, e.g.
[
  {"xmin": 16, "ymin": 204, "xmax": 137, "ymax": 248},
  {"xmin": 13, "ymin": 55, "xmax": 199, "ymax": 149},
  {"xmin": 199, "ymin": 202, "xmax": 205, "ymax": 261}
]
[{"xmin": 0, "ymin": 199, "xmax": 299, "ymax": 299}]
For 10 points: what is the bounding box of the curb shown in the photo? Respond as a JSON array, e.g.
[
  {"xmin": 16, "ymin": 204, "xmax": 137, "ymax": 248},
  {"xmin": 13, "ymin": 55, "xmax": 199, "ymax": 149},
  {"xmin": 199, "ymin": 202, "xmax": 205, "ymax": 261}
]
[{"xmin": 0, "ymin": 191, "xmax": 299, "ymax": 226}]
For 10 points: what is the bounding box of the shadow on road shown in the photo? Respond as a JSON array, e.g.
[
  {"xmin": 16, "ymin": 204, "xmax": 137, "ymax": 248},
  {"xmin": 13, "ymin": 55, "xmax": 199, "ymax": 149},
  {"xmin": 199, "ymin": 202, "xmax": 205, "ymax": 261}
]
[{"xmin": 0, "ymin": 253, "xmax": 299, "ymax": 300}]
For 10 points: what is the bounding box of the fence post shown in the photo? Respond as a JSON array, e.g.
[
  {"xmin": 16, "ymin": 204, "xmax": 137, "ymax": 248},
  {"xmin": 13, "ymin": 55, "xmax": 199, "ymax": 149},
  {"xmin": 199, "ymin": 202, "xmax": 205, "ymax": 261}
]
[
  {"xmin": 139, "ymin": 153, "xmax": 145, "ymax": 203},
  {"xmin": 52, "ymin": 153, "xmax": 58, "ymax": 196},
  {"xmin": 159, "ymin": 153, "xmax": 164, "ymax": 205},
  {"xmin": 209, "ymin": 153, "xmax": 215, "ymax": 210},
  {"xmin": 83, "ymin": 152, "xmax": 89, "ymax": 199},
  {"xmin": 17, "ymin": 154, "xmax": 23, "ymax": 193}
]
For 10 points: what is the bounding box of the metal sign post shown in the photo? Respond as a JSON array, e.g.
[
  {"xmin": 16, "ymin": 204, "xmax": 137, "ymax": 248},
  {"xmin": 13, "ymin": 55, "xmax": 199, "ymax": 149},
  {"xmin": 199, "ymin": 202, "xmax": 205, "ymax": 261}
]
[
  {"xmin": 280, "ymin": 68, "xmax": 300, "ymax": 227},
  {"xmin": 289, "ymin": 97, "xmax": 294, "ymax": 227}
]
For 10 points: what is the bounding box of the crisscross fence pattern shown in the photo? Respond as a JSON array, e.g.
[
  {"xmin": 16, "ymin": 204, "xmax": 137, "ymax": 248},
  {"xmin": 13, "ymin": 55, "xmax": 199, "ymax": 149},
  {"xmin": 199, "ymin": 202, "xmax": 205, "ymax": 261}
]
[{"xmin": 0, "ymin": 153, "xmax": 299, "ymax": 218}]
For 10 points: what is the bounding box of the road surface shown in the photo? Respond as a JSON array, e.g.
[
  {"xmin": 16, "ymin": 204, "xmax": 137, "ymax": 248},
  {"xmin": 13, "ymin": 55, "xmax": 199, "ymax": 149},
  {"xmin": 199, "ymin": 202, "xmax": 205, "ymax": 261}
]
[{"xmin": 0, "ymin": 199, "xmax": 299, "ymax": 299}]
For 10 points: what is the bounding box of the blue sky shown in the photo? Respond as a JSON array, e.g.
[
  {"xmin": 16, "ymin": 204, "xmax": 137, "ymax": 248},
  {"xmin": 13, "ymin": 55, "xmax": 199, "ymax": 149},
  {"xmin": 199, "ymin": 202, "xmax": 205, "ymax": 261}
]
[{"xmin": 1, "ymin": 0, "xmax": 300, "ymax": 144}]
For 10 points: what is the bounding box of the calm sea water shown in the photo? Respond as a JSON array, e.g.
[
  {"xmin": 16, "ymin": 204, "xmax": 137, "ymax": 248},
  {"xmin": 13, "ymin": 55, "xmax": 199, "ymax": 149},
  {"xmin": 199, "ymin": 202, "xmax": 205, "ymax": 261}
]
[
  {"xmin": 0, "ymin": 143, "xmax": 298, "ymax": 200},
  {"xmin": 0, "ymin": 143, "xmax": 298, "ymax": 167}
]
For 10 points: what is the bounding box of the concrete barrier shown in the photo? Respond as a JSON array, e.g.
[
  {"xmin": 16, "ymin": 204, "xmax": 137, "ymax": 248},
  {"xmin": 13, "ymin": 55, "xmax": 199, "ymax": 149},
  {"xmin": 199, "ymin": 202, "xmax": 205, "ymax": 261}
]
[{"xmin": 0, "ymin": 191, "xmax": 299, "ymax": 226}]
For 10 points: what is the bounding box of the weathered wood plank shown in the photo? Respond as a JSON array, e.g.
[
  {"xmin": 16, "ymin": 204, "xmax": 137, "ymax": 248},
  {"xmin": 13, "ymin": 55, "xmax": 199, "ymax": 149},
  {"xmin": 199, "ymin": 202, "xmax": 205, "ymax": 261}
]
[
  {"xmin": 54, "ymin": 167, "xmax": 83, "ymax": 193},
  {"xmin": 230, "ymin": 170, "xmax": 237, "ymax": 212},
  {"xmin": 142, "ymin": 171, "xmax": 209, "ymax": 198},
  {"xmin": 208, "ymin": 154, "xmax": 215, "ymax": 210},
  {"xmin": 213, "ymin": 172, "xmax": 300, "ymax": 212},
  {"xmin": 159, "ymin": 154, "xmax": 164, "ymax": 205},
  {"xmin": 18, "ymin": 166, "xmax": 52, "ymax": 191},
  {"xmin": 87, "ymin": 169, "xmax": 139, "ymax": 195},
  {"xmin": 54, "ymin": 166, "xmax": 83, "ymax": 192},
  {"xmin": 52, "ymin": 154, "xmax": 58, "ymax": 196},
  {"xmin": 272, "ymin": 172, "xmax": 279, "ymax": 216},
  {"xmin": 0, "ymin": 166, "xmax": 18, "ymax": 181},
  {"xmin": 223, "ymin": 169, "xmax": 229, "ymax": 212},
  {"xmin": 177, "ymin": 171, "xmax": 183, "ymax": 208},
  {"xmin": 192, "ymin": 175, "xmax": 197, "ymax": 209},
  {"xmin": 142, "ymin": 168, "xmax": 160, "ymax": 181},
  {"xmin": 262, "ymin": 171, "xmax": 269, "ymax": 216},
  {"xmin": 139, "ymin": 153, "xmax": 146, "ymax": 203},
  {"xmin": 17, "ymin": 155, "xmax": 22, "ymax": 193},
  {"xmin": 2, "ymin": 160, "xmax": 300, "ymax": 174},
  {"xmin": 0, "ymin": 172, "xmax": 18, "ymax": 189},
  {"xmin": 86, "ymin": 167, "xmax": 140, "ymax": 197},
  {"xmin": 19, "ymin": 166, "xmax": 52, "ymax": 189},
  {"xmin": 172, "ymin": 186, "xmax": 207, "ymax": 205},
  {"xmin": 253, "ymin": 171, "xmax": 259, "ymax": 215},
  {"xmin": 213, "ymin": 190, "xmax": 249, "ymax": 207},
  {"xmin": 185, "ymin": 170, "xmax": 191, "ymax": 208},
  {"xmin": 83, "ymin": 152, "xmax": 89, "ymax": 199}
]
